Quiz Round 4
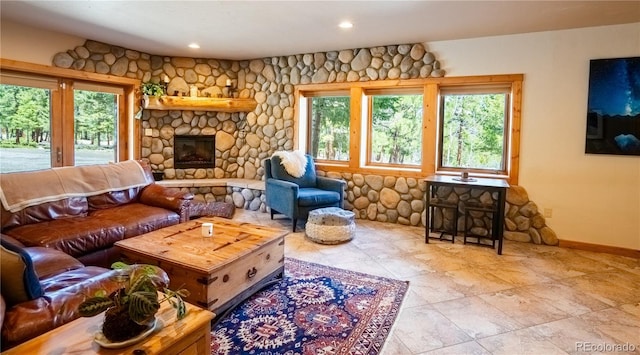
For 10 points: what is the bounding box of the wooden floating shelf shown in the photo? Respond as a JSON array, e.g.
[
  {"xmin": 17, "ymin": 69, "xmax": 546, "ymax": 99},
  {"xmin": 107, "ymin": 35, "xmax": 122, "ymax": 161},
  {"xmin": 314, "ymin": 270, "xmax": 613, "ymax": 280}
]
[{"xmin": 143, "ymin": 96, "xmax": 257, "ymax": 112}]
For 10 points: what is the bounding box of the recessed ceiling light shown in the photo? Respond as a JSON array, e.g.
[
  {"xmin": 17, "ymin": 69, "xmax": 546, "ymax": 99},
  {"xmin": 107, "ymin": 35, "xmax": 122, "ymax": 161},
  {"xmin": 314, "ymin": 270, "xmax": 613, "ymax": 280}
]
[
  {"xmin": 338, "ymin": 21, "xmax": 353, "ymax": 29},
  {"xmin": 188, "ymin": 43, "xmax": 200, "ymax": 49}
]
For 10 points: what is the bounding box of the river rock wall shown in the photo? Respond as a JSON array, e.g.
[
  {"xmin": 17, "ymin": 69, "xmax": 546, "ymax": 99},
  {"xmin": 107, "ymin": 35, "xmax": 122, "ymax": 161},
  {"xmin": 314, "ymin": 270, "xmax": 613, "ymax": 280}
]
[{"xmin": 52, "ymin": 39, "xmax": 558, "ymax": 245}]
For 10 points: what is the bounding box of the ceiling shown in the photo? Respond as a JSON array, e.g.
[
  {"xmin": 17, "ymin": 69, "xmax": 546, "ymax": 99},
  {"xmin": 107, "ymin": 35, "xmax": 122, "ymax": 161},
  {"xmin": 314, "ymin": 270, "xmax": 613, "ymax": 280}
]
[{"xmin": 2, "ymin": 1, "xmax": 639, "ymax": 60}]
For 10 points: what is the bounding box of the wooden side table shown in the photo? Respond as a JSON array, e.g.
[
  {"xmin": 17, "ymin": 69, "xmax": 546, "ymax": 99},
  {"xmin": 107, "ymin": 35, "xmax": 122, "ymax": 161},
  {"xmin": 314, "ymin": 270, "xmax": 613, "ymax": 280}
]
[{"xmin": 3, "ymin": 297, "xmax": 214, "ymax": 355}]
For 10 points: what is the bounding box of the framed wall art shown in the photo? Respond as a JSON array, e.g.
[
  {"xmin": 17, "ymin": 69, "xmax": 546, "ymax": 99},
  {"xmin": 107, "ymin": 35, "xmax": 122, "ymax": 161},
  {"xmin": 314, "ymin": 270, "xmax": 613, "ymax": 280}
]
[{"xmin": 585, "ymin": 56, "xmax": 640, "ymax": 156}]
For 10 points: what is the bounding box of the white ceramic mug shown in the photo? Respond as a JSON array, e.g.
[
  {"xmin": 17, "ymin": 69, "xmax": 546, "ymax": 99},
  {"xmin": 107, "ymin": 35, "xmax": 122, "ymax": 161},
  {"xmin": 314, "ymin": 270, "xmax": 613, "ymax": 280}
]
[{"xmin": 201, "ymin": 222, "xmax": 213, "ymax": 237}]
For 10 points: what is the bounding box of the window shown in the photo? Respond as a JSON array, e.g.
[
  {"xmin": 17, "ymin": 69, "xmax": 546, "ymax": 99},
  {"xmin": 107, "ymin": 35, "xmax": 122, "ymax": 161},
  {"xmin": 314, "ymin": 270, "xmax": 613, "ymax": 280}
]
[
  {"xmin": 0, "ymin": 75, "xmax": 56, "ymax": 173},
  {"xmin": 439, "ymin": 86, "xmax": 510, "ymax": 175},
  {"xmin": 74, "ymin": 83, "xmax": 122, "ymax": 166},
  {"xmin": 0, "ymin": 67, "xmax": 131, "ymax": 173},
  {"xmin": 367, "ymin": 92, "xmax": 423, "ymax": 167},
  {"xmin": 295, "ymin": 74, "xmax": 522, "ymax": 183},
  {"xmin": 306, "ymin": 94, "xmax": 350, "ymax": 162}
]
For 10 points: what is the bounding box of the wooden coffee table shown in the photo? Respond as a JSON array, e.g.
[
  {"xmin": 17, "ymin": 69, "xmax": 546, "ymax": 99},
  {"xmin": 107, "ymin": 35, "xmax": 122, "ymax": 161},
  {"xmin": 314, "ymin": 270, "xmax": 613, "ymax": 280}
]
[
  {"xmin": 3, "ymin": 297, "xmax": 213, "ymax": 354},
  {"xmin": 115, "ymin": 217, "xmax": 287, "ymax": 316}
]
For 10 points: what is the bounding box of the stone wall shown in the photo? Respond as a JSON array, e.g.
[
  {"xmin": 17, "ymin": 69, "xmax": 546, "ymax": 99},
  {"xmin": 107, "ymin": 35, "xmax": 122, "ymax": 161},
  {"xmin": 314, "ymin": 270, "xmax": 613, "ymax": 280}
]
[
  {"xmin": 54, "ymin": 40, "xmax": 441, "ymax": 182},
  {"xmin": 177, "ymin": 186, "xmax": 267, "ymax": 213},
  {"xmin": 52, "ymin": 39, "xmax": 558, "ymax": 246}
]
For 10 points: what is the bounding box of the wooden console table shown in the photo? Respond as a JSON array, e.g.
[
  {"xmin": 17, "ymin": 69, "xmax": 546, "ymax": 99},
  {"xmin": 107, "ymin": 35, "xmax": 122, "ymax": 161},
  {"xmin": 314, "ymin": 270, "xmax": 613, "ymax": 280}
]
[
  {"xmin": 3, "ymin": 297, "xmax": 214, "ymax": 355},
  {"xmin": 424, "ymin": 175, "xmax": 510, "ymax": 255}
]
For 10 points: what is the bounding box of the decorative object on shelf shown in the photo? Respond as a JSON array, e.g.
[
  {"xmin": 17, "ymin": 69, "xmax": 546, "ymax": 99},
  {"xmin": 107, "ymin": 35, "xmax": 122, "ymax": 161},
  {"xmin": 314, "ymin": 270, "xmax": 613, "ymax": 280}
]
[
  {"xmin": 223, "ymin": 79, "xmax": 236, "ymax": 98},
  {"xmin": 77, "ymin": 263, "xmax": 189, "ymax": 346},
  {"xmin": 160, "ymin": 75, "xmax": 169, "ymax": 94},
  {"xmin": 189, "ymin": 85, "xmax": 198, "ymax": 97},
  {"xmin": 141, "ymin": 82, "xmax": 165, "ymax": 97}
]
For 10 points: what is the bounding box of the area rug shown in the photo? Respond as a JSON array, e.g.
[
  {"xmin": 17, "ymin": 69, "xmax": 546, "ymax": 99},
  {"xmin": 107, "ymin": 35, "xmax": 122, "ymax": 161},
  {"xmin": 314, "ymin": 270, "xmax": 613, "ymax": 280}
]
[{"xmin": 211, "ymin": 258, "xmax": 409, "ymax": 354}]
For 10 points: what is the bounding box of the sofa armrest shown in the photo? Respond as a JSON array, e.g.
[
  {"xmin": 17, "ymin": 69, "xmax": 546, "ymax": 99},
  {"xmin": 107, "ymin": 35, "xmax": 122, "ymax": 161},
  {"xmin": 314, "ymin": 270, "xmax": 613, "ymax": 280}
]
[
  {"xmin": 0, "ymin": 234, "xmax": 25, "ymax": 248},
  {"xmin": 26, "ymin": 247, "xmax": 84, "ymax": 280},
  {"xmin": 139, "ymin": 184, "xmax": 194, "ymax": 222},
  {"xmin": 265, "ymin": 179, "xmax": 299, "ymax": 217},
  {"xmin": 317, "ymin": 176, "xmax": 346, "ymax": 207},
  {"xmin": 316, "ymin": 176, "xmax": 345, "ymax": 192}
]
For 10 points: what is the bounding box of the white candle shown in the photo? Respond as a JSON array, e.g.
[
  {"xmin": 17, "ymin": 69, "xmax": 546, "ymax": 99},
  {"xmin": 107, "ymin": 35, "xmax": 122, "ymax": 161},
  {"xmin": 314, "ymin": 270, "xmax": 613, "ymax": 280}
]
[
  {"xmin": 226, "ymin": 79, "xmax": 231, "ymax": 86},
  {"xmin": 190, "ymin": 85, "xmax": 198, "ymax": 97},
  {"xmin": 201, "ymin": 223, "xmax": 213, "ymax": 237},
  {"xmin": 163, "ymin": 75, "xmax": 169, "ymax": 83}
]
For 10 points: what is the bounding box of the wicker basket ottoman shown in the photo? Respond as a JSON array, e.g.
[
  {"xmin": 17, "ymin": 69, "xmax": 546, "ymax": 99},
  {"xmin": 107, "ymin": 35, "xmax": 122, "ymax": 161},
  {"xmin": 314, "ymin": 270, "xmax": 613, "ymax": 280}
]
[{"xmin": 305, "ymin": 207, "xmax": 356, "ymax": 244}]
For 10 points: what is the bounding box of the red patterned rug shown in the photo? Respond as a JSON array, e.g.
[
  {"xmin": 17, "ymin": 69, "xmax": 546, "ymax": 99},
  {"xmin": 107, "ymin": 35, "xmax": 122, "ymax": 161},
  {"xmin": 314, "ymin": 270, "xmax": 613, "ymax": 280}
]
[{"xmin": 211, "ymin": 258, "xmax": 409, "ymax": 354}]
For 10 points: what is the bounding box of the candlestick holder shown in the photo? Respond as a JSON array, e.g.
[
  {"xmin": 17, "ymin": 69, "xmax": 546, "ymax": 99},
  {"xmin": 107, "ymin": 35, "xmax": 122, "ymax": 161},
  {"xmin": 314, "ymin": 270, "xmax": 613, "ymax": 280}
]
[
  {"xmin": 224, "ymin": 82, "xmax": 236, "ymax": 98},
  {"xmin": 160, "ymin": 76, "xmax": 170, "ymax": 95}
]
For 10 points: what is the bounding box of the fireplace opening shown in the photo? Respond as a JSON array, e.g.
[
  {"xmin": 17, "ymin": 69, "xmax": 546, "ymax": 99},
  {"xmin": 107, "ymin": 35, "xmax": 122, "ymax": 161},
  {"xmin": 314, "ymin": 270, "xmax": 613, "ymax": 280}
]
[{"xmin": 174, "ymin": 135, "xmax": 215, "ymax": 169}]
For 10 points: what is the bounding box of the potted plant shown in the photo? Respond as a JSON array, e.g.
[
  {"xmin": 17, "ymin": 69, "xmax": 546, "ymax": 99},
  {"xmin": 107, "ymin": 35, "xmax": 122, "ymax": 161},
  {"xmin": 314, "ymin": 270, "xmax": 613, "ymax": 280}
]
[
  {"xmin": 141, "ymin": 82, "xmax": 165, "ymax": 97},
  {"xmin": 78, "ymin": 263, "xmax": 189, "ymax": 344}
]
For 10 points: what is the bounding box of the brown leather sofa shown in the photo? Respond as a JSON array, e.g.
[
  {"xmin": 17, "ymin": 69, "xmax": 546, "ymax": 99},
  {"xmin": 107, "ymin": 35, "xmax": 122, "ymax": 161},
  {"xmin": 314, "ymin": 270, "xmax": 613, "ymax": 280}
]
[
  {"xmin": 0, "ymin": 160, "xmax": 194, "ymax": 267},
  {"xmin": 0, "ymin": 160, "xmax": 185, "ymax": 349},
  {"xmin": 0, "ymin": 236, "xmax": 169, "ymax": 350}
]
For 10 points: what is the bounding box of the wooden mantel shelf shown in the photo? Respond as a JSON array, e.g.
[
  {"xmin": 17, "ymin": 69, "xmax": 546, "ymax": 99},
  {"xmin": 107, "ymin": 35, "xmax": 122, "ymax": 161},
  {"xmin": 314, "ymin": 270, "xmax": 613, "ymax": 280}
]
[{"xmin": 143, "ymin": 95, "xmax": 257, "ymax": 112}]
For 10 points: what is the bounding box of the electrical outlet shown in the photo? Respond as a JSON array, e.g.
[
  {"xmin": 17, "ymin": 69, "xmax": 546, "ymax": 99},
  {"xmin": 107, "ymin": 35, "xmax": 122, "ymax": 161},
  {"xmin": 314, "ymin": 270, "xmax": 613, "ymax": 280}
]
[
  {"xmin": 544, "ymin": 208, "xmax": 553, "ymax": 218},
  {"xmin": 144, "ymin": 128, "xmax": 153, "ymax": 136}
]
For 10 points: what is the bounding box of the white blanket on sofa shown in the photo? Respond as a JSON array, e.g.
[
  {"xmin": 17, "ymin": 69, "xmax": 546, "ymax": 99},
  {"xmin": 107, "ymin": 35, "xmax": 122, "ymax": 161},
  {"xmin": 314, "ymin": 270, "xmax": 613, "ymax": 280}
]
[
  {"xmin": 0, "ymin": 160, "xmax": 152, "ymax": 213},
  {"xmin": 272, "ymin": 150, "xmax": 307, "ymax": 178}
]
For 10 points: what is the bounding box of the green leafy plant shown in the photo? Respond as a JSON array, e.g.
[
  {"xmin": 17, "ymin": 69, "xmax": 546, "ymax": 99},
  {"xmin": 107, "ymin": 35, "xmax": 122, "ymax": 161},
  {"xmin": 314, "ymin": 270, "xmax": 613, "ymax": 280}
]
[
  {"xmin": 78, "ymin": 263, "xmax": 189, "ymax": 341},
  {"xmin": 141, "ymin": 82, "xmax": 165, "ymax": 96}
]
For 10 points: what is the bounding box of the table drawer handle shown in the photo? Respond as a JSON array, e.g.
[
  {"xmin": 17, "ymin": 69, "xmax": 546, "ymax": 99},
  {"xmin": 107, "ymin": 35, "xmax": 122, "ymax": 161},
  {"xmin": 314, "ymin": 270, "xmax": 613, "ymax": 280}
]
[{"xmin": 247, "ymin": 267, "xmax": 257, "ymax": 279}]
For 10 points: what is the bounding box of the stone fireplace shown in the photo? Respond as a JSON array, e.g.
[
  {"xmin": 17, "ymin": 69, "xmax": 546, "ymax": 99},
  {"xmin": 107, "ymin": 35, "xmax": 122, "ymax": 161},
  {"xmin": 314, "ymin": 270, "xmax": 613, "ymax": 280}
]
[{"xmin": 174, "ymin": 135, "xmax": 215, "ymax": 169}]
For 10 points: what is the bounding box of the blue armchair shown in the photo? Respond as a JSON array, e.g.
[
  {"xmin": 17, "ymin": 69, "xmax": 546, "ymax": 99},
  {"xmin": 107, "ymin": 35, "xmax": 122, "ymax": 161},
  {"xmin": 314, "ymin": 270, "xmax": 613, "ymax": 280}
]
[{"xmin": 265, "ymin": 154, "xmax": 345, "ymax": 232}]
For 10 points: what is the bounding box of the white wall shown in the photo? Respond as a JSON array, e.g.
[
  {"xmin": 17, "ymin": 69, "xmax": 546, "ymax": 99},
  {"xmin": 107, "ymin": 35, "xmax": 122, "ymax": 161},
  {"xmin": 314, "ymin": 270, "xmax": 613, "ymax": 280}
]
[
  {"xmin": 429, "ymin": 23, "xmax": 640, "ymax": 250},
  {"xmin": 0, "ymin": 21, "xmax": 84, "ymax": 65},
  {"xmin": 2, "ymin": 20, "xmax": 638, "ymax": 249}
]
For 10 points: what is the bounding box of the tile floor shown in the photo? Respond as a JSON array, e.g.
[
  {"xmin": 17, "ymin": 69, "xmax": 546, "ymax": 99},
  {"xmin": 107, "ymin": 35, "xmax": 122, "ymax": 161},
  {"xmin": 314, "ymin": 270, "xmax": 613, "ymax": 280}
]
[{"xmin": 232, "ymin": 209, "xmax": 640, "ymax": 355}]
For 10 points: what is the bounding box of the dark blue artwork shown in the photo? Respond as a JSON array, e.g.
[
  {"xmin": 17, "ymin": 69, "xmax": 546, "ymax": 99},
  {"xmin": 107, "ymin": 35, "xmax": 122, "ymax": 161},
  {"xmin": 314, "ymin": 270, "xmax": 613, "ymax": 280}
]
[{"xmin": 585, "ymin": 57, "xmax": 640, "ymax": 156}]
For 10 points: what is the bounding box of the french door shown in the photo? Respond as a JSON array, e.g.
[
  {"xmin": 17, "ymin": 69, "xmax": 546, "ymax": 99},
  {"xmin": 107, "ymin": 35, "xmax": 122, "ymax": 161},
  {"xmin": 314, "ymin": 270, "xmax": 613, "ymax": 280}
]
[{"xmin": 0, "ymin": 72, "xmax": 125, "ymax": 173}]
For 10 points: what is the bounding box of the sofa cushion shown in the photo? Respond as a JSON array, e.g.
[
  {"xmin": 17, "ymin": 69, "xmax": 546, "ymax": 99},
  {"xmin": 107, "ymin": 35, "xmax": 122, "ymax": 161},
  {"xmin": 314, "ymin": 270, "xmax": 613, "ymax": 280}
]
[
  {"xmin": 1, "ymin": 266, "xmax": 116, "ymax": 350},
  {"xmin": 270, "ymin": 154, "xmax": 317, "ymax": 188},
  {"xmin": 5, "ymin": 217, "xmax": 126, "ymax": 258},
  {"xmin": 88, "ymin": 203, "xmax": 180, "ymax": 237},
  {"xmin": 0, "ymin": 239, "xmax": 43, "ymax": 306},
  {"xmin": 87, "ymin": 188, "xmax": 142, "ymax": 210},
  {"xmin": 297, "ymin": 188, "xmax": 341, "ymax": 207}
]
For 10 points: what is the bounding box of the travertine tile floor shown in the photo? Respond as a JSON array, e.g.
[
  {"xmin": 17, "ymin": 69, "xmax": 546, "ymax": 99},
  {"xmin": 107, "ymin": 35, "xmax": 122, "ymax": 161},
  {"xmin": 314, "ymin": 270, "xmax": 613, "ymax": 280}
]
[{"xmin": 232, "ymin": 210, "xmax": 640, "ymax": 355}]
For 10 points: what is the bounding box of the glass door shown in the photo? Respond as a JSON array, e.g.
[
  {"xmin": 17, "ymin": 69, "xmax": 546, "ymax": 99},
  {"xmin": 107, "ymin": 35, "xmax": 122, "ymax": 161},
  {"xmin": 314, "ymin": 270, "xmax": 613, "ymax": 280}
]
[
  {"xmin": 73, "ymin": 83, "xmax": 121, "ymax": 166},
  {"xmin": 0, "ymin": 74, "xmax": 58, "ymax": 173}
]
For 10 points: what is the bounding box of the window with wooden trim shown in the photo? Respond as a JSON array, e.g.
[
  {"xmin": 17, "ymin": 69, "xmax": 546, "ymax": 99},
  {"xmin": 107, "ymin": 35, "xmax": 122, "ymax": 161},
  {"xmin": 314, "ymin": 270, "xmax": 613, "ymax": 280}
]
[
  {"xmin": 438, "ymin": 85, "xmax": 511, "ymax": 175},
  {"xmin": 305, "ymin": 92, "xmax": 350, "ymax": 163},
  {"xmin": 365, "ymin": 89, "xmax": 423, "ymax": 167},
  {"xmin": 0, "ymin": 69, "xmax": 130, "ymax": 173},
  {"xmin": 295, "ymin": 74, "xmax": 522, "ymax": 183}
]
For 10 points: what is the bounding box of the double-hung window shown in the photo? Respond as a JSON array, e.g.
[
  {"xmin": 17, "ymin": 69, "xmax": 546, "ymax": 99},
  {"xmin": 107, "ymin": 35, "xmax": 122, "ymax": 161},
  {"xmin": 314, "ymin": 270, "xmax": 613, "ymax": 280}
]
[
  {"xmin": 438, "ymin": 85, "xmax": 511, "ymax": 176},
  {"xmin": 365, "ymin": 89, "xmax": 423, "ymax": 168},
  {"xmin": 305, "ymin": 92, "xmax": 350, "ymax": 163}
]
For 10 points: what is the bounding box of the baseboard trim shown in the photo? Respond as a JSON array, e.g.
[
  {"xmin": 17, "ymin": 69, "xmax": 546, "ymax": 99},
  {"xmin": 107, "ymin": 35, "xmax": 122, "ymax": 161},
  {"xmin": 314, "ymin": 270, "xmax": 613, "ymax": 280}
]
[{"xmin": 558, "ymin": 239, "xmax": 640, "ymax": 259}]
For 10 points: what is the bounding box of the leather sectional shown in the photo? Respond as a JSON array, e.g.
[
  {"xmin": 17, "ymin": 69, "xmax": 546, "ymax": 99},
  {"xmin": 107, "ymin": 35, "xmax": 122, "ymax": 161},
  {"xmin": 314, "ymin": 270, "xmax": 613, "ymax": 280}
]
[{"xmin": 0, "ymin": 160, "xmax": 191, "ymax": 349}]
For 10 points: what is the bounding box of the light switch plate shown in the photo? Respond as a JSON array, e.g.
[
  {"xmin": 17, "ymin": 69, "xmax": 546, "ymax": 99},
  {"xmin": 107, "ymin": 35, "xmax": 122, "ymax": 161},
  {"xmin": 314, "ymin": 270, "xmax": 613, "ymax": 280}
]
[{"xmin": 144, "ymin": 128, "xmax": 153, "ymax": 136}]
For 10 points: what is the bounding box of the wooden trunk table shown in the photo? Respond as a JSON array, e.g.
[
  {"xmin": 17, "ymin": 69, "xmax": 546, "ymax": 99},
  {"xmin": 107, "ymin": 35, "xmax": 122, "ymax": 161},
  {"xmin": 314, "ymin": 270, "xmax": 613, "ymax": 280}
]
[
  {"xmin": 3, "ymin": 297, "xmax": 213, "ymax": 355},
  {"xmin": 115, "ymin": 217, "xmax": 287, "ymax": 316}
]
